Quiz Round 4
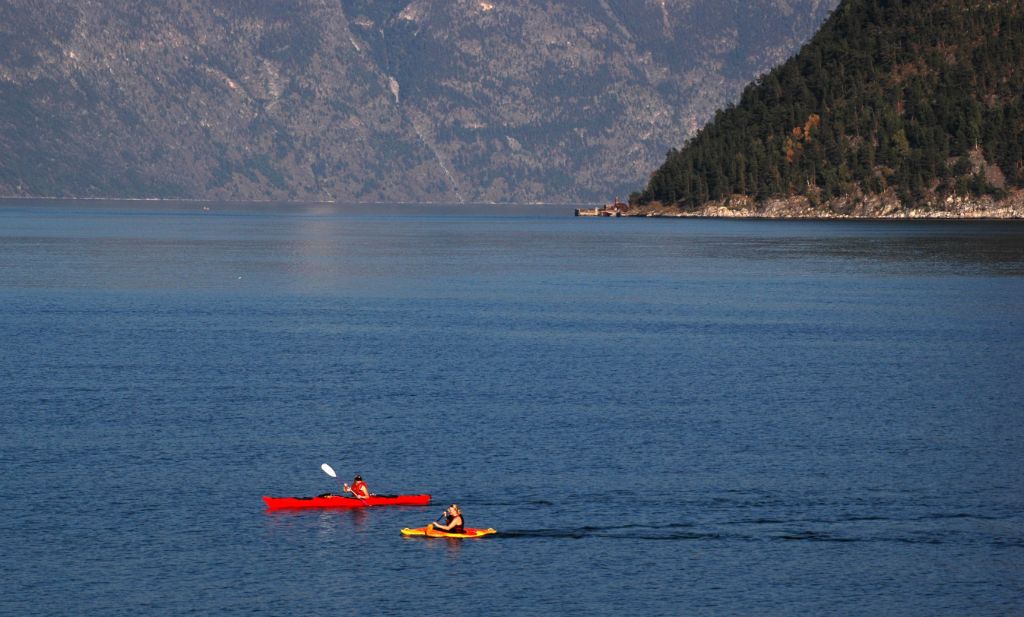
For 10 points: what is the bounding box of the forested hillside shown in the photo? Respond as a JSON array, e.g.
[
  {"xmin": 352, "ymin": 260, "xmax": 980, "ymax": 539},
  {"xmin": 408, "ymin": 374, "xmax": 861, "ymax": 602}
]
[{"xmin": 635, "ymin": 0, "xmax": 1024, "ymax": 216}]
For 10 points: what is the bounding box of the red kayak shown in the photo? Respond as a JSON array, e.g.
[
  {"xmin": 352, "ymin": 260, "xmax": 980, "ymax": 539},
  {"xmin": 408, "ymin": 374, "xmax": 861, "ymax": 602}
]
[{"xmin": 263, "ymin": 494, "xmax": 431, "ymax": 510}]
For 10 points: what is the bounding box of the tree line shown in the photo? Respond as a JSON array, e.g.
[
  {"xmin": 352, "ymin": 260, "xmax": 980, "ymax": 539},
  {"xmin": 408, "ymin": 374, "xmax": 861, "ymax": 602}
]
[{"xmin": 635, "ymin": 0, "xmax": 1024, "ymax": 210}]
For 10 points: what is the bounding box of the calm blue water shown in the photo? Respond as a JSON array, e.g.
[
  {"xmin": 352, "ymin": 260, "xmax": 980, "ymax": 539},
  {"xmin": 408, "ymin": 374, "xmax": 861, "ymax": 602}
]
[{"xmin": 2, "ymin": 201, "xmax": 1023, "ymax": 615}]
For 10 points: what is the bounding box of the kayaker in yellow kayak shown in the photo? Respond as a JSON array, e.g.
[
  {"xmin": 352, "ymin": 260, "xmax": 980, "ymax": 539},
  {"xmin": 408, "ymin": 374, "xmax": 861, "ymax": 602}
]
[
  {"xmin": 342, "ymin": 474, "xmax": 370, "ymax": 499},
  {"xmin": 429, "ymin": 504, "xmax": 465, "ymax": 534}
]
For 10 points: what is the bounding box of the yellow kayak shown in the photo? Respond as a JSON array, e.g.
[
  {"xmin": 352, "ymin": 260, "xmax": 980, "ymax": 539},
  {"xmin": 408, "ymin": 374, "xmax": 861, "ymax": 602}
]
[{"xmin": 401, "ymin": 526, "xmax": 497, "ymax": 539}]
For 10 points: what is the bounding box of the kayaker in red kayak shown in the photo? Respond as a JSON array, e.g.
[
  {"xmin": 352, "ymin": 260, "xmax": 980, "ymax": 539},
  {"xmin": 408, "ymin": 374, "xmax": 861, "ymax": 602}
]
[
  {"xmin": 429, "ymin": 504, "xmax": 465, "ymax": 534},
  {"xmin": 343, "ymin": 474, "xmax": 370, "ymax": 499}
]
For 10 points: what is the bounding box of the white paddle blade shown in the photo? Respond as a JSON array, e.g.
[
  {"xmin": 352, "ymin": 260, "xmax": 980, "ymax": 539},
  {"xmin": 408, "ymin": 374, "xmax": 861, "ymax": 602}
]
[{"xmin": 321, "ymin": 463, "xmax": 337, "ymax": 478}]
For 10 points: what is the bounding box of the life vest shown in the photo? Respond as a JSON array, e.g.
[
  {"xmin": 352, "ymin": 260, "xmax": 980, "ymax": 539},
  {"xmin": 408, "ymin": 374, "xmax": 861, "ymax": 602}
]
[
  {"xmin": 445, "ymin": 512, "xmax": 465, "ymax": 533},
  {"xmin": 351, "ymin": 480, "xmax": 369, "ymax": 497}
]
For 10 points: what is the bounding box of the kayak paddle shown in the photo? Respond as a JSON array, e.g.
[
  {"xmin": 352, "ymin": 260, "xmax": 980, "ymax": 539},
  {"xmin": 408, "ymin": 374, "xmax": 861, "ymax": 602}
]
[{"xmin": 320, "ymin": 463, "xmax": 347, "ymax": 496}]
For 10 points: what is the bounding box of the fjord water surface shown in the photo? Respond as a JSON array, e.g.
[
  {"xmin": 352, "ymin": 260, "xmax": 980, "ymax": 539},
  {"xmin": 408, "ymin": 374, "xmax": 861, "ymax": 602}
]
[{"xmin": 1, "ymin": 201, "xmax": 1022, "ymax": 615}]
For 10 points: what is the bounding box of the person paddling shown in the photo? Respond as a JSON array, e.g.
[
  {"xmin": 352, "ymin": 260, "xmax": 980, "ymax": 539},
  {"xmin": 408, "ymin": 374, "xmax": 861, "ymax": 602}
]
[
  {"xmin": 343, "ymin": 474, "xmax": 370, "ymax": 499},
  {"xmin": 429, "ymin": 504, "xmax": 465, "ymax": 534}
]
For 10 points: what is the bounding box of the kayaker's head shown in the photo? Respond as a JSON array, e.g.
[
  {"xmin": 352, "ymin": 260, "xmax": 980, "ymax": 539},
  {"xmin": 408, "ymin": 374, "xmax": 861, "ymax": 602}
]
[
  {"xmin": 448, "ymin": 504, "xmax": 460, "ymax": 516},
  {"xmin": 353, "ymin": 475, "xmax": 362, "ymax": 482}
]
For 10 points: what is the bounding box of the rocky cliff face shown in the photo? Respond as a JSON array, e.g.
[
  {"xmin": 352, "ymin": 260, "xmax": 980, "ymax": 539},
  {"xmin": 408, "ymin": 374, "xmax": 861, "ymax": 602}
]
[{"xmin": 0, "ymin": 0, "xmax": 836, "ymax": 202}]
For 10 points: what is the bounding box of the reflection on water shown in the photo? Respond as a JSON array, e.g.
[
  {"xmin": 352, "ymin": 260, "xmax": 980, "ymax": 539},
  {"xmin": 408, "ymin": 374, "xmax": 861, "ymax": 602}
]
[
  {"xmin": 760, "ymin": 230, "xmax": 1024, "ymax": 274},
  {"xmin": 351, "ymin": 508, "xmax": 369, "ymax": 532},
  {"xmin": 668, "ymin": 221, "xmax": 1024, "ymax": 275},
  {"xmin": 401, "ymin": 534, "xmax": 465, "ymax": 559},
  {"xmin": 1, "ymin": 204, "xmax": 1022, "ymax": 295}
]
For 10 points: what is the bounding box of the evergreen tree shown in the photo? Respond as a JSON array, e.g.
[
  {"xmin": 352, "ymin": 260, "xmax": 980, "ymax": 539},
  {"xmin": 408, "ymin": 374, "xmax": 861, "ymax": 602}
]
[{"xmin": 635, "ymin": 0, "xmax": 1024, "ymax": 210}]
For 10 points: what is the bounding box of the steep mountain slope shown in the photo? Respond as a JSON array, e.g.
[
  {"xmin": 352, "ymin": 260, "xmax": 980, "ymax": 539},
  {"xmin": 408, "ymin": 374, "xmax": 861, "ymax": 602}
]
[
  {"xmin": 634, "ymin": 0, "xmax": 1024, "ymax": 217},
  {"xmin": 0, "ymin": 0, "xmax": 836, "ymax": 202}
]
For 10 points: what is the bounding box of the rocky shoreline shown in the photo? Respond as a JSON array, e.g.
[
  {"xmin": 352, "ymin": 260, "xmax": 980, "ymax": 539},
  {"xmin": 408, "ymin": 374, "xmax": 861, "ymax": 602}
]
[{"xmin": 582, "ymin": 190, "xmax": 1024, "ymax": 220}]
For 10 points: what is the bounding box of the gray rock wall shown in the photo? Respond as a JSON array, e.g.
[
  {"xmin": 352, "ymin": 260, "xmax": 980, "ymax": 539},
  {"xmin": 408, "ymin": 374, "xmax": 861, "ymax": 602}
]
[{"xmin": 0, "ymin": 0, "xmax": 837, "ymax": 202}]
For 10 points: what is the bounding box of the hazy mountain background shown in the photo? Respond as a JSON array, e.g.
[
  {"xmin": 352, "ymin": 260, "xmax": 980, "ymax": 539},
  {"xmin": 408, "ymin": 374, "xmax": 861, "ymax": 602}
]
[{"xmin": 0, "ymin": 0, "xmax": 837, "ymax": 203}]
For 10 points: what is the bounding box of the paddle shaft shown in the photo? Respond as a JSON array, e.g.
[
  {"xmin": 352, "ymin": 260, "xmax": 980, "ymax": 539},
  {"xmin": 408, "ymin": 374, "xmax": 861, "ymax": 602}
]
[{"xmin": 321, "ymin": 463, "xmax": 348, "ymax": 497}]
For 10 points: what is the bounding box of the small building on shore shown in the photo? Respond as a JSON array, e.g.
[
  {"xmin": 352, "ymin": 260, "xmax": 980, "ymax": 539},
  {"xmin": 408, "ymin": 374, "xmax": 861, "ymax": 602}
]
[{"xmin": 575, "ymin": 198, "xmax": 629, "ymax": 217}]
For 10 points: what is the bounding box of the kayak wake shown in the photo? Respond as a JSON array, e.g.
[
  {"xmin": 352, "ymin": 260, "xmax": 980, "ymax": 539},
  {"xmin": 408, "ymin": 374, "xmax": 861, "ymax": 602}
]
[{"xmin": 497, "ymin": 523, "xmax": 723, "ymax": 541}]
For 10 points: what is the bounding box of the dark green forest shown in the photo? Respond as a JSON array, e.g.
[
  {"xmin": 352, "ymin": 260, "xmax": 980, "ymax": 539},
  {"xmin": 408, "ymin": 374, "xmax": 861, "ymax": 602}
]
[{"xmin": 636, "ymin": 0, "xmax": 1024, "ymax": 210}]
